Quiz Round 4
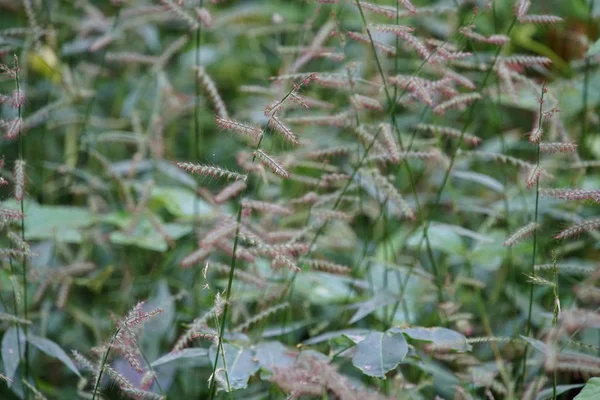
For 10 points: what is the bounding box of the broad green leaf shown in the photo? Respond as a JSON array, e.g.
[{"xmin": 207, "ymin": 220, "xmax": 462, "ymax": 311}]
[
  {"xmin": 27, "ymin": 335, "xmax": 80, "ymax": 377},
  {"xmin": 2, "ymin": 201, "xmax": 94, "ymax": 243},
  {"xmin": 109, "ymin": 217, "xmax": 191, "ymax": 252},
  {"xmin": 149, "ymin": 186, "xmax": 214, "ymax": 219},
  {"xmin": 408, "ymin": 223, "xmax": 465, "ymax": 254},
  {"xmin": 253, "ymin": 341, "xmax": 296, "ymax": 373},
  {"xmin": 208, "ymin": 343, "xmax": 259, "ymax": 391},
  {"xmin": 2, "ymin": 327, "xmax": 25, "ymax": 386},
  {"xmin": 468, "ymin": 230, "xmax": 506, "ymax": 272},
  {"xmin": 352, "ymin": 329, "xmax": 408, "ymax": 378},
  {"xmin": 575, "ymin": 378, "xmax": 600, "ymax": 400},
  {"xmin": 537, "ymin": 384, "xmax": 584, "ymax": 400},
  {"xmin": 151, "ymin": 348, "xmax": 208, "ymax": 368},
  {"xmin": 399, "ymin": 327, "xmax": 472, "ymax": 352}
]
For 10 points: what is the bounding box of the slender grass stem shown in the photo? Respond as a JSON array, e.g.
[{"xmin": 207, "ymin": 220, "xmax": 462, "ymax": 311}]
[{"xmin": 520, "ymin": 85, "xmax": 546, "ymax": 390}]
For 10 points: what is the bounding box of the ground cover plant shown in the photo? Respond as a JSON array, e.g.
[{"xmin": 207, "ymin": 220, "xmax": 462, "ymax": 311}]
[{"xmin": 0, "ymin": 0, "xmax": 600, "ymax": 399}]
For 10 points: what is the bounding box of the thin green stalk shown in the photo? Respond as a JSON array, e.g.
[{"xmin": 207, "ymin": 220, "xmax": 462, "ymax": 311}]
[
  {"xmin": 207, "ymin": 206, "xmax": 242, "ymax": 400},
  {"xmin": 15, "ymin": 58, "xmax": 30, "ymax": 397},
  {"xmin": 92, "ymin": 327, "xmax": 121, "ymax": 400},
  {"xmin": 520, "ymin": 85, "xmax": 546, "ymax": 390},
  {"xmin": 552, "ymin": 257, "xmax": 559, "ymax": 400},
  {"xmin": 580, "ymin": 0, "xmax": 595, "ymax": 155},
  {"xmin": 193, "ymin": 2, "xmax": 204, "ymax": 232}
]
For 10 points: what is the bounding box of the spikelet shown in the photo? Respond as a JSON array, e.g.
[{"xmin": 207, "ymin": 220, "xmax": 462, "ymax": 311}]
[
  {"xmin": 433, "ymin": 93, "xmax": 481, "ymax": 115},
  {"xmin": 357, "ymin": 1, "xmax": 396, "ymax": 19},
  {"xmin": 2, "ymin": 118, "xmax": 23, "ymax": 140},
  {"xmin": 389, "ymin": 76, "xmax": 433, "ymax": 106},
  {"xmin": 539, "ymin": 188, "xmax": 600, "ymax": 202},
  {"xmin": 515, "ymin": 0, "xmax": 531, "ymax": 18},
  {"xmin": 369, "ymin": 24, "xmax": 414, "ymax": 35},
  {"xmin": 175, "ymin": 162, "xmax": 247, "ymax": 181},
  {"xmin": 503, "ymin": 222, "xmax": 538, "ymax": 246},
  {"xmin": 500, "ymin": 55, "xmax": 552, "ymax": 66},
  {"xmin": 378, "ymin": 123, "xmax": 401, "ymax": 163},
  {"xmin": 525, "ymin": 166, "xmax": 542, "ymax": 189},
  {"xmin": 214, "ymin": 180, "xmax": 247, "ymax": 204},
  {"xmin": 196, "ymin": 66, "xmax": 228, "ymax": 118},
  {"xmin": 172, "ymin": 293, "xmax": 225, "ymax": 351},
  {"xmin": 160, "ymin": 0, "xmax": 198, "ymax": 30},
  {"xmin": 241, "ymin": 199, "xmax": 293, "ymax": 216},
  {"xmin": 254, "ymin": 149, "xmax": 290, "ymax": 178},
  {"xmin": 306, "ymin": 146, "xmax": 354, "ymax": 160},
  {"xmin": 346, "ymin": 31, "xmax": 396, "ymax": 56},
  {"xmin": 180, "ymin": 247, "xmax": 212, "ymax": 269},
  {"xmin": 496, "ymin": 61, "xmax": 518, "ymax": 103},
  {"xmin": 395, "ymin": 31, "xmax": 431, "ymax": 60},
  {"xmin": 539, "ymin": 142, "xmax": 577, "ymax": 154},
  {"xmin": 459, "ymin": 25, "xmax": 509, "ymax": 45},
  {"xmin": 555, "ymin": 219, "xmax": 600, "ymax": 240},
  {"xmin": 519, "ymin": 15, "xmax": 563, "ymax": 24},
  {"xmin": 416, "ymin": 124, "xmax": 482, "ymax": 146},
  {"xmin": 13, "ymin": 159, "xmax": 25, "ymax": 201},
  {"xmin": 216, "ymin": 117, "xmax": 262, "ymax": 140},
  {"xmin": 199, "ymin": 222, "xmax": 237, "ymax": 248},
  {"xmin": 350, "ymin": 94, "xmax": 384, "ymax": 112},
  {"xmin": 195, "ymin": 7, "xmax": 212, "ymax": 28},
  {"xmin": 106, "ymin": 52, "xmax": 159, "ymax": 65},
  {"xmin": 368, "ymin": 168, "xmax": 415, "ymax": 220},
  {"xmin": 232, "ymin": 302, "xmax": 289, "ymax": 332},
  {"xmin": 305, "ymin": 259, "xmax": 351, "ymax": 275},
  {"xmin": 268, "ymin": 117, "xmax": 299, "ymax": 145}
]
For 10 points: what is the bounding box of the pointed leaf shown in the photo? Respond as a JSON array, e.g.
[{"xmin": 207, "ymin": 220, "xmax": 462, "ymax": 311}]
[
  {"xmin": 151, "ymin": 348, "xmax": 208, "ymax": 368},
  {"xmin": 2, "ymin": 327, "xmax": 25, "ymax": 386},
  {"xmin": 575, "ymin": 378, "xmax": 600, "ymax": 400},
  {"xmin": 352, "ymin": 329, "xmax": 408, "ymax": 378},
  {"xmin": 536, "ymin": 384, "xmax": 584, "ymax": 400},
  {"xmin": 400, "ymin": 327, "xmax": 472, "ymax": 352},
  {"xmin": 27, "ymin": 335, "xmax": 80, "ymax": 377}
]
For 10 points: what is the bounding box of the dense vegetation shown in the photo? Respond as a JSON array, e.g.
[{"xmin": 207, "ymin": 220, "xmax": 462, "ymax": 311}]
[{"xmin": 1, "ymin": 0, "xmax": 599, "ymax": 399}]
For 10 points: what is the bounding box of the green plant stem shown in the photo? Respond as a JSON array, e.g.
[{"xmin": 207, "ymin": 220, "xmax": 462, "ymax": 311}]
[
  {"xmin": 520, "ymin": 86, "xmax": 545, "ymax": 391},
  {"xmin": 580, "ymin": 0, "xmax": 595, "ymax": 156},
  {"xmin": 207, "ymin": 206, "xmax": 242, "ymax": 400},
  {"xmin": 15, "ymin": 60, "xmax": 30, "ymax": 398}
]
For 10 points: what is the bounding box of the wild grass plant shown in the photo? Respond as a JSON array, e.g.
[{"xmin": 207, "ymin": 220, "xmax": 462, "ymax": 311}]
[{"xmin": 0, "ymin": 0, "xmax": 600, "ymax": 399}]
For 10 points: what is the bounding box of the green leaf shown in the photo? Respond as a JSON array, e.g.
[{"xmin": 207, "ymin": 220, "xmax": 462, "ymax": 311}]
[
  {"xmin": 108, "ymin": 216, "xmax": 191, "ymax": 252},
  {"xmin": 352, "ymin": 329, "xmax": 408, "ymax": 378},
  {"xmin": 2, "ymin": 201, "xmax": 94, "ymax": 243},
  {"xmin": 399, "ymin": 327, "xmax": 472, "ymax": 352},
  {"xmin": 408, "ymin": 223, "xmax": 466, "ymax": 254},
  {"xmin": 208, "ymin": 343, "xmax": 259, "ymax": 391},
  {"xmin": 588, "ymin": 38, "xmax": 600, "ymax": 57},
  {"xmin": 253, "ymin": 341, "xmax": 296, "ymax": 374},
  {"xmin": 2, "ymin": 327, "xmax": 25, "ymax": 386},
  {"xmin": 294, "ymin": 272, "xmax": 355, "ymax": 304},
  {"xmin": 27, "ymin": 335, "xmax": 80, "ymax": 377},
  {"xmin": 575, "ymin": 378, "xmax": 600, "ymax": 400},
  {"xmin": 536, "ymin": 384, "xmax": 584, "ymax": 400},
  {"xmin": 151, "ymin": 348, "xmax": 208, "ymax": 368},
  {"xmin": 149, "ymin": 186, "xmax": 214, "ymax": 219}
]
